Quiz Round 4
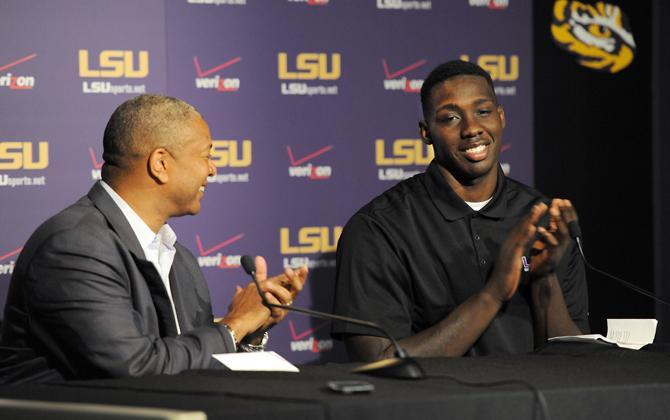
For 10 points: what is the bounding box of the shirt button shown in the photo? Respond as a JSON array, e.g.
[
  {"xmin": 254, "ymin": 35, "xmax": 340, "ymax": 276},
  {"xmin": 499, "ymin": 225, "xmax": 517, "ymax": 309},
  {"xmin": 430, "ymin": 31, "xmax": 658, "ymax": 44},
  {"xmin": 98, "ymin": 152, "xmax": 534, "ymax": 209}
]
[
  {"xmin": 480, "ymin": 258, "xmax": 487, "ymax": 265},
  {"xmin": 474, "ymin": 234, "xmax": 480, "ymax": 241}
]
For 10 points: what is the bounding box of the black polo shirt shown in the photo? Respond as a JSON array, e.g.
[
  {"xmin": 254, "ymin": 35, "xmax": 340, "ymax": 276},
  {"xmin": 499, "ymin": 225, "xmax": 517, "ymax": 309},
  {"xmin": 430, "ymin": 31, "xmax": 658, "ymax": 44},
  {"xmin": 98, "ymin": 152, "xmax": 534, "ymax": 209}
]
[{"xmin": 332, "ymin": 161, "xmax": 589, "ymax": 356}]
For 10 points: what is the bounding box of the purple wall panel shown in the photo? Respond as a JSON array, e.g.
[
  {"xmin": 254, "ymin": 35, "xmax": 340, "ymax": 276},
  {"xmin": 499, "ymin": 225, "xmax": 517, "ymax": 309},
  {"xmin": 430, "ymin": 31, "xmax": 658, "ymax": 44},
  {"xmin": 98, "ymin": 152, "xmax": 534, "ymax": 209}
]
[
  {"xmin": 0, "ymin": 0, "xmax": 167, "ymax": 309},
  {"xmin": 1, "ymin": 0, "xmax": 531, "ymax": 365}
]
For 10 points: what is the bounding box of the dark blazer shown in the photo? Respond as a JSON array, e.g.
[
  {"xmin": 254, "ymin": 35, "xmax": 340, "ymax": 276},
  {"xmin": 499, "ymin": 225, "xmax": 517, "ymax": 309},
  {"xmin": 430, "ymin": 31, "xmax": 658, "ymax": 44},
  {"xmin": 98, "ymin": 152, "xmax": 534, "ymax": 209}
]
[{"xmin": 0, "ymin": 182, "xmax": 235, "ymax": 383}]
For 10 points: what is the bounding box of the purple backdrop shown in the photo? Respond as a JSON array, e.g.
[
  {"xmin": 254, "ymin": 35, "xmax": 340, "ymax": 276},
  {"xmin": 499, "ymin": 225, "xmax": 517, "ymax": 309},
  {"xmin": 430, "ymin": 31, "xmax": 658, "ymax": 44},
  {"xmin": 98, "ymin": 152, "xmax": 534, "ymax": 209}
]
[{"xmin": 0, "ymin": 0, "xmax": 531, "ymax": 364}]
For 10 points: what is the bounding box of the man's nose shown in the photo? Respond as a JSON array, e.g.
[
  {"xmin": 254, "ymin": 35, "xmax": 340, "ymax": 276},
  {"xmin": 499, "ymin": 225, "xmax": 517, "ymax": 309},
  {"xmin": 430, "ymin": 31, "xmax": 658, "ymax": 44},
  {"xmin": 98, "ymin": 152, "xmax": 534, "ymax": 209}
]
[
  {"xmin": 208, "ymin": 159, "xmax": 217, "ymax": 177},
  {"xmin": 461, "ymin": 114, "xmax": 484, "ymax": 138}
]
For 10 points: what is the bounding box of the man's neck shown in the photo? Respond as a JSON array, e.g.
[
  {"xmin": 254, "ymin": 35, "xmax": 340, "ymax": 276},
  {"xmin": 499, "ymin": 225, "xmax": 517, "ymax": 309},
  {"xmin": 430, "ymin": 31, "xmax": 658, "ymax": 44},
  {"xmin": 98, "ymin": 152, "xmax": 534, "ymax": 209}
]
[
  {"xmin": 103, "ymin": 179, "xmax": 167, "ymax": 233},
  {"xmin": 436, "ymin": 165, "xmax": 498, "ymax": 202}
]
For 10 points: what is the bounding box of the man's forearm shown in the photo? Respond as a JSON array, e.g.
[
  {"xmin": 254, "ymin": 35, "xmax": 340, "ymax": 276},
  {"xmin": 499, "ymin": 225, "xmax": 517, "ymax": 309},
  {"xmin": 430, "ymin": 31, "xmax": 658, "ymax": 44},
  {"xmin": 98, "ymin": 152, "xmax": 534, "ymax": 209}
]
[
  {"xmin": 403, "ymin": 290, "xmax": 503, "ymax": 357},
  {"xmin": 531, "ymin": 273, "xmax": 582, "ymax": 346},
  {"xmin": 349, "ymin": 290, "xmax": 504, "ymax": 361}
]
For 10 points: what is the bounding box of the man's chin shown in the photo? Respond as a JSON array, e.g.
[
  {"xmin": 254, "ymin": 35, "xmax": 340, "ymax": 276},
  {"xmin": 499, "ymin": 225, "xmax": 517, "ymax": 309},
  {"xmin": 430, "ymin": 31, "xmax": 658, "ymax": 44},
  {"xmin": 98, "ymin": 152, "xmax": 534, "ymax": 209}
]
[
  {"xmin": 438, "ymin": 163, "xmax": 499, "ymax": 187},
  {"xmin": 441, "ymin": 157, "xmax": 497, "ymax": 175},
  {"xmin": 468, "ymin": 165, "xmax": 499, "ymax": 181},
  {"xmin": 174, "ymin": 204, "xmax": 202, "ymax": 218}
]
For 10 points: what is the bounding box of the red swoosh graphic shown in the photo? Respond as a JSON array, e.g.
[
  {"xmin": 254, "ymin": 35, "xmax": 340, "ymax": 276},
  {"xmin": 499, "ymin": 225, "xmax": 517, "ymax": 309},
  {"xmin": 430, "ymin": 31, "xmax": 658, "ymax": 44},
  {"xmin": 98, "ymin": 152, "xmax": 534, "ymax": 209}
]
[
  {"xmin": 89, "ymin": 147, "xmax": 103, "ymax": 169},
  {"xmin": 488, "ymin": 0, "xmax": 507, "ymax": 10},
  {"xmin": 196, "ymin": 233, "xmax": 244, "ymax": 256},
  {"xmin": 0, "ymin": 247, "xmax": 22, "ymax": 261},
  {"xmin": 382, "ymin": 58, "xmax": 427, "ymax": 80},
  {"xmin": 193, "ymin": 56, "xmax": 242, "ymax": 77},
  {"xmin": 287, "ymin": 145, "xmax": 334, "ymax": 166},
  {"xmin": 0, "ymin": 54, "xmax": 37, "ymax": 72},
  {"xmin": 501, "ymin": 144, "xmax": 511, "ymax": 153},
  {"xmin": 289, "ymin": 320, "xmax": 330, "ymax": 340}
]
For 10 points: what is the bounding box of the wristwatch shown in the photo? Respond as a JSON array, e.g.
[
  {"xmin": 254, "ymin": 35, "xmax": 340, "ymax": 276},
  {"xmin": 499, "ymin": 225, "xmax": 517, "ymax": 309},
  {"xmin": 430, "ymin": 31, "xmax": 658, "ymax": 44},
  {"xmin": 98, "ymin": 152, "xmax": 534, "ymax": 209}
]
[
  {"xmin": 239, "ymin": 332, "xmax": 269, "ymax": 352},
  {"xmin": 220, "ymin": 323, "xmax": 238, "ymax": 351}
]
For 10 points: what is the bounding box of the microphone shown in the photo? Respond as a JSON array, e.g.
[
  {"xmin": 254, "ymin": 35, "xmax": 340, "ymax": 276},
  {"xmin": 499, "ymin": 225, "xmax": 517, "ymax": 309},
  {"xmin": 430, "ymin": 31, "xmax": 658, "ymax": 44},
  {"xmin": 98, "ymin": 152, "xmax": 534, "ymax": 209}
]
[
  {"xmin": 240, "ymin": 255, "xmax": 425, "ymax": 379},
  {"xmin": 567, "ymin": 220, "xmax": 582, "ymax": 240},
  {"xmin": 568, "ymin": 221, "xmax": 670, "ymax": 307}
]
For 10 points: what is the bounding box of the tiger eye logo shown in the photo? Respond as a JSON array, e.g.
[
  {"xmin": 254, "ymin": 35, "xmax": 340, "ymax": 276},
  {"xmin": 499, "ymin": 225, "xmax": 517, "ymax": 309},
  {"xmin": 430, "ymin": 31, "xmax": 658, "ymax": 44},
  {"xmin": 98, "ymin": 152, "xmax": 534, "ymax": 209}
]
[{"xmin": 551, "ymin": 1, "xmax": 635, "ymax": 73}]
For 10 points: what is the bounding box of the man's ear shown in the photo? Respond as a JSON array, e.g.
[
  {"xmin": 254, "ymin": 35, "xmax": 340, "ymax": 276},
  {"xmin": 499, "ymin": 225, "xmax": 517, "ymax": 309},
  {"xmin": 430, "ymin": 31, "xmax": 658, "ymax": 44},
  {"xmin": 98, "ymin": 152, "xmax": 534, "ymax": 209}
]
[
  {"xmin": 148, "ymin": 148, "xmax": 170, "ymax": 184},
  {"xmin": 419, "ymin": 120, "xmax": 432, "ymax": 145},
  {"xmin": 498, "ymin": 105, "xmax": 506, "ymax": 129}
]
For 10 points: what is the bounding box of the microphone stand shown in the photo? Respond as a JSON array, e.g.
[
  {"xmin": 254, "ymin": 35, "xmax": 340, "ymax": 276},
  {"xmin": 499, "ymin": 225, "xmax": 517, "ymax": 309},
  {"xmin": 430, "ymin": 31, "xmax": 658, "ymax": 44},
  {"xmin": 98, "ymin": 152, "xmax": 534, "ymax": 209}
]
[
  {"xmin": 240, "ymin": 255, "xmax": 425, "ymax": 379},
  {"xmin": 569, "ymin": 222, "xmax": 670, "ymax": 307}
]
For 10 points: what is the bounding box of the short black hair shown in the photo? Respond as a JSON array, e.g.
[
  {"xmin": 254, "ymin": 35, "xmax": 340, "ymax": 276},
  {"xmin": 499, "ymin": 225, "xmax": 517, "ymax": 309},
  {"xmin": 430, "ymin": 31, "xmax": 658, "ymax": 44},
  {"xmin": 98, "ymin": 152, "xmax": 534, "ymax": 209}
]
[{"xmin": 420, "ymin": 60, "xmax": 496, "ymax": 119}]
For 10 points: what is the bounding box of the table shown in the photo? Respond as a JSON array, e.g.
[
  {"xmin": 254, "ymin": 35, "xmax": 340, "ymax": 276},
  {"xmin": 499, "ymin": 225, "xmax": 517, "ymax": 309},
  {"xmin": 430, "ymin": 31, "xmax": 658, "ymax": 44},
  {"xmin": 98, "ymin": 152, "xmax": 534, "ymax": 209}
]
[{"xmin": 1, "ymin": 342, "xmax": 669, "ymax": 420}]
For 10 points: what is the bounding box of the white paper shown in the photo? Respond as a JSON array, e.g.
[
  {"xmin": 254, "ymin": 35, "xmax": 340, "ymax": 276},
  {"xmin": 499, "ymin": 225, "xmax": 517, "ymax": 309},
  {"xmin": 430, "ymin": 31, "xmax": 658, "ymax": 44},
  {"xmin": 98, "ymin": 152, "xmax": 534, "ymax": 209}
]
[
  {"xmin": 212, "ymin": 351, "xmax": 300, "ymax": 372},
  {"xmin": 548, "ymin": 318, "xmax": 658, "ymax": 350},
  {"xmin": 606, "ymin": 319, "xmax": 658, "ymax": 350}
]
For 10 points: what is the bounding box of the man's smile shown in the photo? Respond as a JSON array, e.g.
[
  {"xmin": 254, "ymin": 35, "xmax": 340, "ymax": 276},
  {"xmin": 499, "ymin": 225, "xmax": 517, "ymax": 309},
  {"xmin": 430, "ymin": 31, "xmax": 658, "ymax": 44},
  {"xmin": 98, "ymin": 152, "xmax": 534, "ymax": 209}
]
[{"xmin": 461, "ymin": 141, "xmax": 491, "ymax": 162}]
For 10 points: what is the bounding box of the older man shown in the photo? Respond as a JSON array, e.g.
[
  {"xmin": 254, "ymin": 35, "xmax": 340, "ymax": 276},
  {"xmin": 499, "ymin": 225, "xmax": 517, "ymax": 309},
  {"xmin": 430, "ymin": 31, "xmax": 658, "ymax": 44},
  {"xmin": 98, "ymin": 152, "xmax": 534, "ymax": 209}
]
[{"xmin": 0, "ymin": 94, "xmax": 307, "ymax": 383}]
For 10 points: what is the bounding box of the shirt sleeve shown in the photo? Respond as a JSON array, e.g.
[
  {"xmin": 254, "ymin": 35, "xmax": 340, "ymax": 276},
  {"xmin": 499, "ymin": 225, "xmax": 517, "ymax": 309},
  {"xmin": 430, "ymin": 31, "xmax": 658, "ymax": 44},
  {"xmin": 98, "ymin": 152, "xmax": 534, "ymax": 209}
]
[
  {"xmin": 556, "ymin": 241, "xmax": 590, "ymax": 333},
  {"xmin": 331, "ymin": 212, "xmax": 415, "ymax": 340}
]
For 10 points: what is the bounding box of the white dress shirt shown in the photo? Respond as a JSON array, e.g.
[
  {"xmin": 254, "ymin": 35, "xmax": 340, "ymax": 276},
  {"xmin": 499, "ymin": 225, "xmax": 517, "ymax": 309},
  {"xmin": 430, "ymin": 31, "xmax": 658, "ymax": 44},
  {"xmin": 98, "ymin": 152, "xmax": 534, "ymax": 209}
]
[{"xmin": 100, "ymin": 181, "xmax": 181, "ymax": 334}]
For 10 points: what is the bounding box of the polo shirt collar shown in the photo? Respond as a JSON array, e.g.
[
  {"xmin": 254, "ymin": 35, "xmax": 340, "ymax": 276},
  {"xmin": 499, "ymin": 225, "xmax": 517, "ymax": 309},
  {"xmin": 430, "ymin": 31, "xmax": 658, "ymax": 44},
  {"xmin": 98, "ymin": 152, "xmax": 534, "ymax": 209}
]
[{"xmin": 424, "ymin": 160, "xmax": 508, "ymax": 221}]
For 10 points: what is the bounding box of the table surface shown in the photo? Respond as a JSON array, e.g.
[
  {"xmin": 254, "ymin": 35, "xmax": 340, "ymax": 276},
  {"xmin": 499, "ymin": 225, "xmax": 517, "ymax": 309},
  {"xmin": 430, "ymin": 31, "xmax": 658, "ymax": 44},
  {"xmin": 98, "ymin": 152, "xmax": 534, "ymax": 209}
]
[{"xmin": 1, "ymin": 342, "xmax": 669, "ymax": 420}]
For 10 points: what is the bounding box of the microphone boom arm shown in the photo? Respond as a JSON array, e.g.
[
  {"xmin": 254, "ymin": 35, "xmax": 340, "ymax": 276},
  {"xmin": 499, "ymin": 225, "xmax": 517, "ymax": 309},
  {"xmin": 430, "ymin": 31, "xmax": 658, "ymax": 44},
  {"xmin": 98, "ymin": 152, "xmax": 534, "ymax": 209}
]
[
  {"xmin": 248, "ymin": 260, "xmax": 408, "ymax": 358},
  {"xmin": 241, "ymin": 255, "xmax": 423, "ymax": 379}
]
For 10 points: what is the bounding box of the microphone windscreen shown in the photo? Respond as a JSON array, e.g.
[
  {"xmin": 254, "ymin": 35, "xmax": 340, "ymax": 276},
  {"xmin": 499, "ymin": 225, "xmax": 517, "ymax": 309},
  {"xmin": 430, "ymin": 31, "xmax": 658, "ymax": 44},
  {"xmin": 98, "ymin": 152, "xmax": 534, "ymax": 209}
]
[
  {"xmin": 567, "ymin": 220, "xmax": 582, "ymax": 239},
  {"xmin": 240, "ymin": 255, "xmax": 256, "ymax": 275}
]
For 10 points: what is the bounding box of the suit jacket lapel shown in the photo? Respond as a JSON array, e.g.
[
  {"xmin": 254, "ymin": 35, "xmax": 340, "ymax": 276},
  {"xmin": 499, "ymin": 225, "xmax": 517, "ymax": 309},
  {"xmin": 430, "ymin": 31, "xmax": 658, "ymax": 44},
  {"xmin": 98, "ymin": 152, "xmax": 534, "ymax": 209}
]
[
  {"xmin": 87, "ymin": 182, "xmax": 146, "ymax": 260},
  {"xmin": 87, "ymin": 182, "xmax": 179, "ymax": 337},
  {"xmin": 136, "ymin": 258, "xmax": 179, "ymax": 337},
  {"xmin": 169, "ymin": 258, "xmax": 189, "ymax": 331},
  {"xmin": 169, "ymin": 247, "xmax": 212, "ymax": 331}
]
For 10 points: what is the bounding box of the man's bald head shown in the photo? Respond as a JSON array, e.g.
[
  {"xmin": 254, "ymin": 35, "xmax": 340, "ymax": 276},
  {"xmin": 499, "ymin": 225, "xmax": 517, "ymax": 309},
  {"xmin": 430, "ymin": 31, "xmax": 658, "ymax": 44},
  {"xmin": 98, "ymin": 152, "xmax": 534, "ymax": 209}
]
[{"xmin": 101, "ymin": 94, "xmax": 201, "ymax": 180}]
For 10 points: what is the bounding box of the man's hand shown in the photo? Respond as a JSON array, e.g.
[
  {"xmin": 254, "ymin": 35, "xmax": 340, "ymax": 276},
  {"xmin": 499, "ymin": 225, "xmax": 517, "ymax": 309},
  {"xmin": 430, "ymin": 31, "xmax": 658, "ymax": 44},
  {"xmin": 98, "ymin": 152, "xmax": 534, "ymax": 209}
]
[
  {"xmin": 218, "ymin": 282, "xmax": 270, "ymax": 342},
  {"xmin": 484, "ymin": 202, "xmax": 548, "ymax": 303},
  {"xmin": 254, "ymin": 256, "xmax": 308, "ymax": 329},
  {"xmin": 529, "ymin": 199, "xmax": 578, "ymax": 277},
  {"xmin": 217, "ymin": 256, "xmax": 308, "ymax": 342}
]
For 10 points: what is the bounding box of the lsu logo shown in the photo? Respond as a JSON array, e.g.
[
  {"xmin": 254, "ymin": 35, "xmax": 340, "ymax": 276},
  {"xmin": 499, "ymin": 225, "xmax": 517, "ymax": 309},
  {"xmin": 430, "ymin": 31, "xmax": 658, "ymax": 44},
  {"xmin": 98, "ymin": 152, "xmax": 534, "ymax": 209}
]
[
  {"xmin": 375, "ymin": 139, "xmax": 433, "ymax": 166},
  {"xmin": 0, "ymin": 142, "xmax": 49, "ymax": 170},
  {"xmin": 211, "ymin": 140, "xmax": 252, "ymax": 168},
  {"xmin": 460, "ymin": 54, "xmax": 519, "ymax": 82},
  {"xmin": 278, "ymin": 53, "xmax": 341, "ymax": 80},
  {"xmin": 551, "ymin": 1, "xmax": 635, "ymax": 73},
  {"xmin": 79, "ymin": 50, "xmax": 149, "ymax": 78},
  {"xmin": 280, "ymin": 226, "xmax": 342, "ymax": 254}
]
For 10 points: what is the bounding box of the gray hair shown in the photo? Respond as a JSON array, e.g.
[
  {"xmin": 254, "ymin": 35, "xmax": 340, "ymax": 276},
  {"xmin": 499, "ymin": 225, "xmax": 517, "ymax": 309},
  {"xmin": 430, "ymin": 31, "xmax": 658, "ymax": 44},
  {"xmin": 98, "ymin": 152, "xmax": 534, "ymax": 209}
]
[{"xmin": 102, "ymin": 94, "xmax": 201, "ymax": 175}]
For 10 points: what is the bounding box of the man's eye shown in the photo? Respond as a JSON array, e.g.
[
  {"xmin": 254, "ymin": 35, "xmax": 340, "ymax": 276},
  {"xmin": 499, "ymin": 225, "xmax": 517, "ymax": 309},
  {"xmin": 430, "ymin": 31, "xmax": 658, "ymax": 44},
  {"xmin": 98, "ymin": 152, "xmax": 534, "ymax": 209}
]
[
  {"xmin": 438, "ymin": 115, "xmax": 458, "ymax": 123},
  {"xmin": 477, "ymin": 109, "xmax": 492, "ymax": 116}
]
